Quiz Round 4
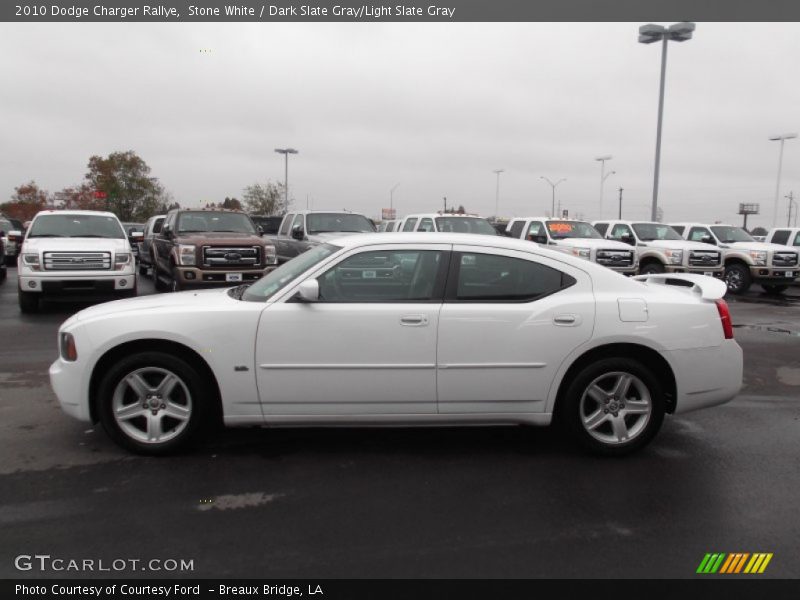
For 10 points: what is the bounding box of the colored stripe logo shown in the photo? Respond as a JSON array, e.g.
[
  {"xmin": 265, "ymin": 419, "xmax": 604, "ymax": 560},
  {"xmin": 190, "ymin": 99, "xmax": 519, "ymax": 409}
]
[{"xmin": 697, "ymin": 553, "xmax": 773, "ymax": 574}]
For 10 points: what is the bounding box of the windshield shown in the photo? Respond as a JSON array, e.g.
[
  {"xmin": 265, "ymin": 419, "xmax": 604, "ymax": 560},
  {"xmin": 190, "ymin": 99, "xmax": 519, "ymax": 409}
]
[
  {"xmin": 177, "ymin": 211, "xmax": 256, "ymax": 234},
  {"xmin": 242, "ymin": 243, "xmax": 341, "ymax": 302},
  {"xmin": 632, "ymin": 223, "xmax": 683, "ymax": 241},
  {"xmin": 27, "ymin": 214, "xmax": 125, "ymax": 239},
  {"xmin": 307, "ymin": 213, "xmax": 376, "ymax": 234},
  {"xmin": 546, "ymin": 221, "xmax": 602, "ymax": 239},
  {"xmin": 711, "ymin": 226, "xmax": 755, "ymax": 243},
  {"xmin": 434, "ymin": 217, "xmax": 497, "ymax": 235}
]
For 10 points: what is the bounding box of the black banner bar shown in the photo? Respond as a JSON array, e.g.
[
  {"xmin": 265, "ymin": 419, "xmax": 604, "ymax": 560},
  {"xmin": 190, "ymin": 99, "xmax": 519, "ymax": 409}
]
[{"xmin": 3, "ymin": 0, "xmax": 800, "ymax": 23}]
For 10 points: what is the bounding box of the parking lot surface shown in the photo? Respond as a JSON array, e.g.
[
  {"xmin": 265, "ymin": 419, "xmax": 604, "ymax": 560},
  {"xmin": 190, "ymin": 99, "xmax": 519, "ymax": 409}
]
[{"xmin": 1, "ymin": 268, "xmax": 798, "ymax": 578}]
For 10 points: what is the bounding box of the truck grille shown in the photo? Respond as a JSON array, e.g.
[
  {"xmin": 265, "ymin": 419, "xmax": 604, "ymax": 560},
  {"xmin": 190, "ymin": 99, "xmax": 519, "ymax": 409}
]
[
  {"xmin": 772, "ymin": 252, "xmax": 798, "ymax": 267},
  {"xmin": 596, "ymin": 249, "xmax": 634, "ymax": 268},
  {"xmin": 688, "ymin": 250, "xmax": 721, "ymax": 267},
  {"xmin": 43, "ymin": 252, "xmax": 111, "ymax": 271},
  {"xmin": 202, "ymin": 246, "xmax": 260, "ymax": 268}
]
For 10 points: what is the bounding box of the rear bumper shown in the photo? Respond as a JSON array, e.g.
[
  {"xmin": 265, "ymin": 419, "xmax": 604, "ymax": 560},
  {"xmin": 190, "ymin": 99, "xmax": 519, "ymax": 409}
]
[{"xmin": 667, "ymin": 340, "xmax": 743, "ymax": 414}]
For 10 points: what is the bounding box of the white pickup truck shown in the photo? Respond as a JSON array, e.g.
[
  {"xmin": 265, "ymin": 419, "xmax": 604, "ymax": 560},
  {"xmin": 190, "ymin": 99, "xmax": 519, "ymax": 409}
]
[
  {"xmin": 593, "ymin": 220, "xmax": 724, "ymax": 280},
  {"xmin": 506, "ymin": 217, "xmax": 637, "ymax": 274},
  {"xmin": 671, "ymin": 222, "xmax": 799, "ymax": 294},
  {"xmin": 17, "ymin": 210, "xmax": 137, "ymax": 313}
]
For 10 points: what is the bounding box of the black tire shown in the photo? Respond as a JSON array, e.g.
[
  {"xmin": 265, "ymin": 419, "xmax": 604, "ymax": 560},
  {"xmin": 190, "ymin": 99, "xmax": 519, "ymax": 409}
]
[
  {"xmin": 97, "ymin": 351, "xmax": 211, "ymax": 455},
  {"xmin": 724, "ymin": 263, "xmax": 752, "ymax": 294},
  {"xmin": 153, "ymin": 262, "xmax": 168, "ymax": 291},
  {"xmin": 170, "ymin": 267, "xmax": 182, "ymax": 292},
  {"xmin": 5, "ymin": 255, "xmax": 14, "ymax": 266},
  {"xmin": 761, "ymin": 284, "xmax": 788, "ymax": 295},
  {"xmin": 0, "ymin": 267, "xmax": 6, "ymax": 282},
  {"xmin": 559, "ymin": 357, "xmax": 665, "ymax": 456},
  {"xmin": 639, "ymin": 262, "xmax": 665, "ymax": 275},
  {"xmin": 138, "ymin": 263, "xmax": 148, "ymax": 276},
  {"xmin": 18, "ymin": 289, "xmax": 40, "ymax": 313}
]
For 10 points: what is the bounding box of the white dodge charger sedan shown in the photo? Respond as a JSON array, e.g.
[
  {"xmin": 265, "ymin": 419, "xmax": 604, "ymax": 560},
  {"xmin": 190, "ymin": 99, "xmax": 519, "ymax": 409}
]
[{"xmin": 50, "ymin": 233, "xmax": 743, "ymax": 456}]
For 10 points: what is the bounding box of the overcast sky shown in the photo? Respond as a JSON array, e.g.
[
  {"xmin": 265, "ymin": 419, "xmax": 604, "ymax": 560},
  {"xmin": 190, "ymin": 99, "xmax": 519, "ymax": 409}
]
[{"xmin": 1, "ymin": 22, "xmax": 799, "ymax": 228}]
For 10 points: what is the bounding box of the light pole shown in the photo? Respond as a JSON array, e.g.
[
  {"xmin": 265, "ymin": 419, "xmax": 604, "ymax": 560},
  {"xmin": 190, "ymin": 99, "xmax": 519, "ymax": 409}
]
[
  {"xmin": 770, "ymin": 133, "xmax": 797, "ymax": 228},
  {"xmin": 639, "ymin": 21, "xmax": 695, "ymax": 222},
  {"xmin": 595, "ymin": 156, "xmax": 612, "ymax": 219},
  {"xmin": 618, "ymin": 186, "xmax": 624, "ymax": 219},
  {"xmin": 786, "ymin": 191, "xmax": 797, "ymax": 227},
  {"xmin": 390, "ymin": 183, "xmax": 400, "ymax": 217},
  {"xmin": 540, "ymin": 176, "xmax": 566, "ymax": 218},
  {"xmin": 493, "ymin": 169, "xmax": 504, "ymax": 219},
  {"xmin": 274, "ymin": 148, "xmax": 298, "ymax": 209}
]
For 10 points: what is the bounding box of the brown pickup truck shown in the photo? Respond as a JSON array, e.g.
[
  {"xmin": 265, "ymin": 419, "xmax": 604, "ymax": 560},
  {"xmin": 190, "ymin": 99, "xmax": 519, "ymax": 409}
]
[{"xmin": 152, "ymin": 209, "xmax": 278, "ymax": 292}]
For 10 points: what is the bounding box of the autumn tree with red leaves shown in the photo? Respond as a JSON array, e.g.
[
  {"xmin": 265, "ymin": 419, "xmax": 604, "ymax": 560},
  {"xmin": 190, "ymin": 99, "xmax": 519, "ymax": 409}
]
[{"xmin": 0, "ymin": 181, "xmax": 50, "ymax": 221}]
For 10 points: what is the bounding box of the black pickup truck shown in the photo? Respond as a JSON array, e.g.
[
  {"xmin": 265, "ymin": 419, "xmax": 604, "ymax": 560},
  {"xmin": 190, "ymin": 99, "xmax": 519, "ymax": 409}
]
[{"xmin": 265, "ymin": 210, "xmax": 376, "ymax": 263}]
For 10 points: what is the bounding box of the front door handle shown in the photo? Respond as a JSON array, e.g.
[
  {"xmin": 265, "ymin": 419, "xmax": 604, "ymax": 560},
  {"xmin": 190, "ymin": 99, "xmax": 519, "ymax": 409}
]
[{"xmin": 400, "ymin": 314, "xmax": 428, "ymax": 326}]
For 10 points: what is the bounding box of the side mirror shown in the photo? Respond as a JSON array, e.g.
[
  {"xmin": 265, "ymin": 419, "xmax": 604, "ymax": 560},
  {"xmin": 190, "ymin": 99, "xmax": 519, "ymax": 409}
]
[
  {"xmin": 701, "ymin": 235, "xmax": 715, "ymax": 245},
  {"xmin": 162, "ymin": 224, "xmax": 172, "ymax": 237},
  {"xmin": 296, "ymin": 279, "xmax": 319, "ymax": 302},
  {"xmin": 257, "ymin": 225, "xmax": 264, "ymax": 235},
  {"xmin": 621, "ymin": 234, "xmax": 635, "ymax": 245},
  {"xmin": 8, "ymin": 230, "xmax": 22, "ymax": 241},
  {"xmin": 291, "ymin": 224, "xmax": 305, "ymax": 240}
]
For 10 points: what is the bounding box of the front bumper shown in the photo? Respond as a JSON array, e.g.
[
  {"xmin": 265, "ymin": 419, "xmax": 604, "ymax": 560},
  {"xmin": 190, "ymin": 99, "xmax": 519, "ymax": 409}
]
[
  {"xmin": 19, "ymin": 273, "xmax": 136, "ymax": 294},
  {"xmin": 666, "ymin": 266, "xmax": 725, "ymax": 279},
  {"xmin": 50, "ymin": 358, "xmax": 92, "ymax": 422},
  {"xmin": 174, "ymin": 265, "xmax": 277, "ymax": 286},
  {"xmin": 750, "ymin": 266, "xmax": 798, "ymax": 283}
]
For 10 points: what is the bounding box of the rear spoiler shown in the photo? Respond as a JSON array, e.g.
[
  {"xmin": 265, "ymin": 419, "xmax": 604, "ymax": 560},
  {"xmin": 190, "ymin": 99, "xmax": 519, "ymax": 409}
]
[{"xmin": 632, "ymin": 273, "xmax": 728, "ymax": 300}]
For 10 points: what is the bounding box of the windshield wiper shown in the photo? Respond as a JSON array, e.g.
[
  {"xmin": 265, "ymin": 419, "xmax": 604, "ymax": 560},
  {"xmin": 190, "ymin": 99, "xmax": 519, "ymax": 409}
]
[
  {"xmin": 212, "ymin": 230, "xmax": 248, "ymax": 233},
  {"xmin": 29, "ymin": 234, "xmax": 65, "ymax": 238},
  {"xmin": 72, "ymin": 235, "xmax": 113, "ymax": 238}
]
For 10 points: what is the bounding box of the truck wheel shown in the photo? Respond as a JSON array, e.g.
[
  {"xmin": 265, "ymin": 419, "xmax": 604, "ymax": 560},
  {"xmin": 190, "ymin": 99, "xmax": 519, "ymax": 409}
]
[
  {"xmin": 170, "ymin": 267, "xmax": 182, "ymax": 292},
  {"xmin": 0, "ymin": 267, "xmax": 6, "ymax": 282},
  {"xmin": 761, "ymin": 284, "xmax": 788, "ymax": 295},
  {"xmin": 138, "ymin": 263, "xmax": 148, "ymax": 276},
  {"xmin": 639, "ymin": 262, "xmax": 665, "ymax": 275},
  {"xmin": 724, "ymin": 263, "xmax": 751, "ymax": 294},
  {"xmin": 560, "ymin": 357, "xmax": 665, "ymax": 456},
  {"xmin": 97, "ymin": 351, "xmax": 210, "ymax": 455},
  {"xmin": 18, "ymin": 289, "xmax": 40, "ymax": 313}
]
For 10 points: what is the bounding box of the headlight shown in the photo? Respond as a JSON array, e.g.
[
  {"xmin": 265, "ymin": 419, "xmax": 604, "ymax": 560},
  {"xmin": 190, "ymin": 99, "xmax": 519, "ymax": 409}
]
[
  {"xmin": 665, "ymin": 249, "xmax": 683, "ymax": 265},
  {"xmin": 59, "ymin": 332, "xmax": 78, "ymax": 362},
  {"xmin": 177, "ymin": 244, "xmax": 196, "ymax": 266},
  {"xmin": 114, "ymin": 253, "xmax": 131, "ymax": 270},
  {"xmin": 264, "ymin": 245, "xmax": 277, "ymax": 265},
  {"xmin": 22, "ymin": 253, "xmax": 41, "ymax": 271},
  {"xmin": 749, "ymin": 250, "xmax": 767, "ymax": 266},
  {"xmin": 571, "ymin": 247, "xmax": 592, "ymax": 259}
]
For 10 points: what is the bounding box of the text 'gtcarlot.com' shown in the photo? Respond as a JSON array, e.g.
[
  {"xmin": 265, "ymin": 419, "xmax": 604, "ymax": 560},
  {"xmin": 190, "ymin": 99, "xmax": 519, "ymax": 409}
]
[{"xmin": 14, "ymin": 554, "xmax": 194, "ymax": 572}]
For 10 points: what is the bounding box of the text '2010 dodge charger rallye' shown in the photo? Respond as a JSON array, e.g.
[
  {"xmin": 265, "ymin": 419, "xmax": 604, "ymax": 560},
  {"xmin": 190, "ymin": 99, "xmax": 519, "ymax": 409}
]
[{"xmin": 50, "ymin": 233, "xmax": 743, "ymax": 456}]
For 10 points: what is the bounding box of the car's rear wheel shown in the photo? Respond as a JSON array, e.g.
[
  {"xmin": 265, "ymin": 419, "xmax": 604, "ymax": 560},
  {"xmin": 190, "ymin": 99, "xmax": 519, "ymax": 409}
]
[
  {"xmin": 639, "ymin": 262, "xmax": 665, "ymax": 275},
  {"xmin": 561, "ymin": 358, "xmax": 665, "ymax": 456},
  {"xmin": 724, "ymin": 263, "xmax": 751, "ymax": 294},
  {"xmin": 761, "ymin": 284, "xmax": 788, "ymax": 295},
  {"xmin": 18, "ymin": 289, "xmax": 40, "ymax": 313},
  {"xmin": 0, "ymin": 266, "xmax": 6, "ymax": 282},
  {"xmin": 138, "ymin": 263, "xmax": 148, "ymax": 276},
  {"xmin": 97, "ymin": 352, "xmax": 209, "ymax": 455}
]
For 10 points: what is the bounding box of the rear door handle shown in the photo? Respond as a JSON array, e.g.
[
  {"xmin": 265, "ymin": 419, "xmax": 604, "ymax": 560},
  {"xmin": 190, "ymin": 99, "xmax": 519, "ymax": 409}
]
[
  {"xmin": 400, "ymin": 314, "xmax": 428, "ymax": 326},
  {"xmin": 553, "ymin": 314, "xmax": 580, "ymax": 326}
]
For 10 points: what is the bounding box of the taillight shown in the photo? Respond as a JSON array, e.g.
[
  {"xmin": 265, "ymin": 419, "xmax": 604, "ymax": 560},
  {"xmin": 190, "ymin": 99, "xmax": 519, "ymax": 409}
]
[{"xmin": 715, "ymin": 299, "xmax": 734, "ymax": 340}]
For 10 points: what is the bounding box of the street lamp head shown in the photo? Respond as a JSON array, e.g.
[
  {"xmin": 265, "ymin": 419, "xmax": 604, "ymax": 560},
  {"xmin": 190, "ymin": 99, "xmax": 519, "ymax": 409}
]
[
  {"xmin": 667, "ymin": 21, "xmax": 695, "ymax": 42},
  {"xmin": 274, "ymin": 148, "xmax": 299, "ymax": 155},
  {"xmin": 638, "ymin": 23, "xmax": 666, "ymax": 43},
  {"xmin": 769, "ymin": 133, "xmax": 798, "ymax": 141},
  {"xmin": 595, "ymin": 155, "xmax": 612, "ymax": 161},
  {"xmin": 493, "ymin": 169, "xmax": 505, "ymax": 174}
]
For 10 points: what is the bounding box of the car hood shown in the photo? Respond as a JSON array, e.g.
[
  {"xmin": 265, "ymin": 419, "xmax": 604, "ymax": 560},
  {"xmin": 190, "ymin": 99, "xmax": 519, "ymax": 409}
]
[
  {"xmin": 554, "ymin": 238, "xmax": 633, "ymax": 250},
  {"xmin": 725, "ymin": 241, "xmax": 797, "ymax": 253},
  {"xmin": 70, "ymin": 287, "xmax": 236, "ymax": 323},
  {"xmin": 174, "ymin": 232, "xmax": 265, "ymax": 245},
  {"xmin": 639, "ymin": 239, "xmax": 716, "ymax": 250},
  {"xmin": 22, "ymin": 238, "xmax": 130, "ymax": 253},
  {"xmin": 307, "ymin": 231, "xmax": 373, "ymax": 243}
]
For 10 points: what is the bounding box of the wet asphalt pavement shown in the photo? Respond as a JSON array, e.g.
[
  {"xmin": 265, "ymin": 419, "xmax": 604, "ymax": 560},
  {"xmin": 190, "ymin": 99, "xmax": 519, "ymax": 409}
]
[{"xmin": 0, "ymin": 267, "xmax": 798, "ymax": 579}]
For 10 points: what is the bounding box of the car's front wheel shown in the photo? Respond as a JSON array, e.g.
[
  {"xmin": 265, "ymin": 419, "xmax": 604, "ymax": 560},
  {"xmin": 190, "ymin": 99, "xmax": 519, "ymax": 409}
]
[
  {"xmin": 97, "ymin": 352, "xmax": 210, "ymax": 454},
  {"xmin": 561, "ymin": 358, "xmax": 665, "ymax": 456},
  {"xmin": 639, "ymin": 262, "xmax": 665, "ymax": 275},
  {"xmin": 724, "ymin": 263, "xmax": 752, "ymax": 294}
]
